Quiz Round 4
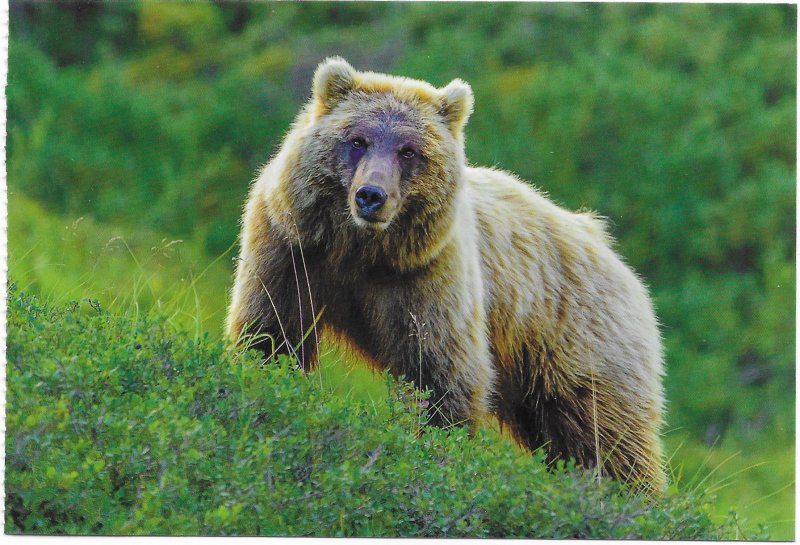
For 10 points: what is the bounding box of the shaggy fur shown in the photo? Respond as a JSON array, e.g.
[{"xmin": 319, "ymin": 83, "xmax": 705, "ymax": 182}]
[{"xmin": 227, "ymin": 58, "xmax": 666, "ymax": 492}]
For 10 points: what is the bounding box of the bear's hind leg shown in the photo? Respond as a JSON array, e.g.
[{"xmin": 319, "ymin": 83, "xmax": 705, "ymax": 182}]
[{"xmin": 496, "ymin": 364, "xmax": 666, "ymax": 493}]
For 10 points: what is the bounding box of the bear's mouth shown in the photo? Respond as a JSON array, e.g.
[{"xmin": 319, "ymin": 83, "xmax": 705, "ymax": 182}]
[{"xmin": 352, "ymin": 212, "xmax": 390, "ymax": 231}]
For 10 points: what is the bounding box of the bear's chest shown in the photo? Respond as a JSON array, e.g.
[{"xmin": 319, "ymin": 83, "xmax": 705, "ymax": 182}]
[{"xmin": 306, "ymin": 258, "xmax": 422, "ymax": 356}]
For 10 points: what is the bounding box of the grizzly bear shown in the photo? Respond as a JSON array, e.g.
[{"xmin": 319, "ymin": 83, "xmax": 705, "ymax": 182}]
[{"xmin": 227, "ymin": 57, "xmax": 666, "ymax": 492}]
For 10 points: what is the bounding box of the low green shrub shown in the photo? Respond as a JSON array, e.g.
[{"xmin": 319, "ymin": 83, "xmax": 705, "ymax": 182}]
[{"xmin": 5, "ymin": 286, "xmax": 748, "ymax": 538}]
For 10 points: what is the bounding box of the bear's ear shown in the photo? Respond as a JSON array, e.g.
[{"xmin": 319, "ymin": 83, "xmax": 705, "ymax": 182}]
[
  {"xmin": 312, "ymin": 57, "xmax": 357, "ymax": 113},
  {"xmin": 438, "ymin": 79, "xmax": 474, "ymax": 135}
]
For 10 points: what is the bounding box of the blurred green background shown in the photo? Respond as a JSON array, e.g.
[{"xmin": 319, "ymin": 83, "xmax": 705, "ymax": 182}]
[{"xmin": 7, "ymin": 2, "xmax": 795, "ymax": 538}]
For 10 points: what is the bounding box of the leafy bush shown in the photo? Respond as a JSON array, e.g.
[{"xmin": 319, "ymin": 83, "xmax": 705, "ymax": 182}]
[{"xmin": 5, "ymin": 287, "xmax": 744, "ymax": 538}]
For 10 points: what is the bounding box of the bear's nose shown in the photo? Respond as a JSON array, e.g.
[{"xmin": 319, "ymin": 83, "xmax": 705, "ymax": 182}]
[{"xmin": 354, "ymin": 185, "xmax": 387, "ymax": 216}]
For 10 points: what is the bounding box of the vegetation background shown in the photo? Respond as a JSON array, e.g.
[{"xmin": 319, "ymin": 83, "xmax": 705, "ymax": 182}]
[{"xmin": 6, "ymin": 1, "xmax": 795, "ymax": 538}]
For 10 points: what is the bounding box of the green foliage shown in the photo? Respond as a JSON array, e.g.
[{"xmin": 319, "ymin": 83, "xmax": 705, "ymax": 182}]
[
  {"xmin": 7, "ymin": 2, "xmax": 795, "ymax": 538},
  {"xmin": 6, "ymin": 288, "xmax": 744, "ymax": 538}
]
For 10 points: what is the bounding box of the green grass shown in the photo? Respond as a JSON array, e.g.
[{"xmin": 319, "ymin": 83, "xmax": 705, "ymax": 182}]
[
  {"xmin": 7, "ymin": 194, "xmax": 790, "ymax": 538},
  {"xmin": 9, "ymin": 190, "xmax": 232, "ymax": 339},
  {"xmin": 664, "ymin": 434, "xmax": 795, "ymax": 539}
]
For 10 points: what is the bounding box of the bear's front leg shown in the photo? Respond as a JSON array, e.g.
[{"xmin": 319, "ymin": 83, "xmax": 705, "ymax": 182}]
[
  {"xmin": 414, "ymin": 330, "xmax": 495, "ymax": 431},
  {"xmin": 226, "ymin": 204, "xmax": 321, "ymax": 370},
  {"xmin": 364, "ymin": 281, "xmax": 495, "ymax": 431}
]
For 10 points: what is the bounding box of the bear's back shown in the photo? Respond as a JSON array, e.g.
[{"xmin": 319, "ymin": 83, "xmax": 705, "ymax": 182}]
[
  {"xmin": 464, "ymin": 166, "xmax": 662, "ymax": 386},
  {"xmin": 465, "ymin": 165, "xmax": 612, "ymax": 330}
]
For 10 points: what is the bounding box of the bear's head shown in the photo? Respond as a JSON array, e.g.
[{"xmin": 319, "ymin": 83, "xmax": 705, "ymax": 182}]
[{"xmin": 294, "ymin": 58, "xmax": 473, "ymax": 253}]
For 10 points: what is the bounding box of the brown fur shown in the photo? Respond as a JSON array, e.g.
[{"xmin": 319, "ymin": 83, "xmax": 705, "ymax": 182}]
[{"xmin": 227, "ymin": 58, "xmax": 666, "ymax": 492}]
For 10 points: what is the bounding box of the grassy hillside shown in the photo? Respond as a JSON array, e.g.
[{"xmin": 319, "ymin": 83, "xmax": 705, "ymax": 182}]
[{"xmin": 6, "ymin": 286, "xmax": 752, "ymax": 538}]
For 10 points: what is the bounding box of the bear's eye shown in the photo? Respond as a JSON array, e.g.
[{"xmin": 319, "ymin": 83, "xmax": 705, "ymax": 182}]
[
  {"xmin": 399, "ymin": 147, "xmax": 416, "ymax": 160},
  {"xmin": 351, "ymin": 137, "xmax": 367, "ymax": 149}
]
